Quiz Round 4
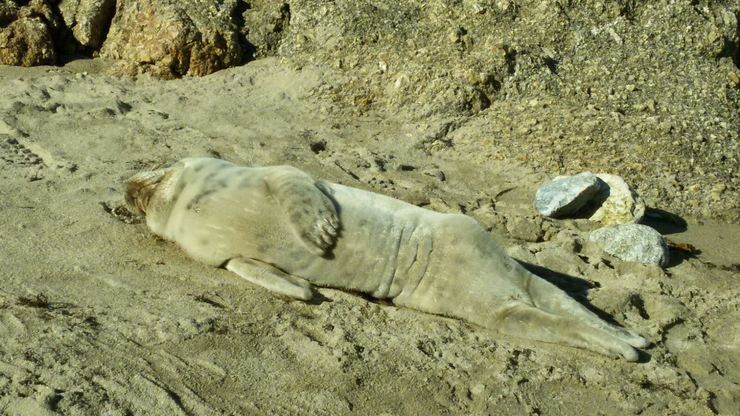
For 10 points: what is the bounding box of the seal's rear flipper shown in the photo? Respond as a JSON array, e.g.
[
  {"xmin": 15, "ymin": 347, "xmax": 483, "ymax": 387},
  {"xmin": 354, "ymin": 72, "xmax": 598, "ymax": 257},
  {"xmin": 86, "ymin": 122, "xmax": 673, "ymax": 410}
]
[
  {"xmin": 492, "ymin": 302, "xmax": 640, "ymax": 361},
  {"xmin": 226, "ymin": 257, "xmax": 313, "ymax": 301},
  {"xmin": 524, "ymin": 272, "xmax": 649, "ymax": 349}
]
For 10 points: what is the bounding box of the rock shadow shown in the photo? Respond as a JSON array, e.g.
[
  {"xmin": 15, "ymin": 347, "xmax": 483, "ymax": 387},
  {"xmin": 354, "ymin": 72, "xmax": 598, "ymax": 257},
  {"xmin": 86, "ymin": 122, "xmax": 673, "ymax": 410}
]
[
  {"xmin": 663, "ymin": 247, "xmax": 700, "ymax": 268},
  {"xmin": 640, "ymin": 207, "xmax": 688, "ymax": 235},
  {"xmin": 641, "ymin": 207, "xmax": 693, "ymax": 268}
]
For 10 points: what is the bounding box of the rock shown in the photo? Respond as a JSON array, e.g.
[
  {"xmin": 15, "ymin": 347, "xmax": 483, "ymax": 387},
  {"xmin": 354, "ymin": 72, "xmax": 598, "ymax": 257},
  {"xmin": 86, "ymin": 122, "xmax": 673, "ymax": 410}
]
[
  {"xmin": 504, "ymin": 245, "xmax": 537, "ymax": 264},
  {"xmin": 588, "ymin": 173, "xmax": 646, "ymax": 225},
  {"xmin": 0, "ymin": 16, "xmax": 55, "ymax": 66},
  {"xmin": 58, "ymin": 0, "xmax": 116, "ymax": 50},
  {"xmin": 534, "ymin": 247, "xmax": 583, "ymax": 277},
  {"xmin": 0, "ymin": 0, "xmax": 62, "ymax": 66},
  {"xmin": 0, "ymin": 2, "xmax": 20, "ymax": 25},
  {"xmin": 589, "ymin": 224, "xmax": 669, "ymax": 266},
  {"xmin": 101, "ymin": 0, "xmax": 245, "ymax": 78},
  {"xmin": 534, "ymin": 172, "xmax": 602, "ymax": 218},
  {"xmin": 242, "ymin": 0, "xmax": 291, "ymax": 59}
]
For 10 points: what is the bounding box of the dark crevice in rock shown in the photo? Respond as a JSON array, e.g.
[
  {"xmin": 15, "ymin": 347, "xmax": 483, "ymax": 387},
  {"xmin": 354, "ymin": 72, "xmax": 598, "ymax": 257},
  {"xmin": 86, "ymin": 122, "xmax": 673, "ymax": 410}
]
[
  {"xmin": 716, "ymin": 13, "xmax": 739, "ymax": 69},
  {"xmin": 504, "ymin": 46, "xmax": 517, "ymax": 76},
  {"xmin": 543, "ymin": 56, "xmax": 559, "ymax": 74},
  {"xmin": 0, "ymin": 5, "xmax": 17, "ymax": 28},
  {"xmin": 91, "ymin": 0, "xmax": 117, "ymax": 54},
  {"xmin": 232, "ymin": 0, "xmax": 256, "ymax": 63},
  {"xmin": 46, "ymin": 1, "xmax": 84, "ymax": 63},
  {"xmin": 619, "ymin": 0, "xmax": 639, "ymax": 22}
]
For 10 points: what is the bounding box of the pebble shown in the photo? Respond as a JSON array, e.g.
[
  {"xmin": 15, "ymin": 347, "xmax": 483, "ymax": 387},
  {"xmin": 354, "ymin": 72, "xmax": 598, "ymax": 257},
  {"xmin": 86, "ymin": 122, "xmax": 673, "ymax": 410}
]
[
  {"xmin": 589, "ymin": 224, "xmax": 670, "ymax": 266},
  {"xmin": 534, "ymin": 172, "xmax": 602, "ymax": 217}
]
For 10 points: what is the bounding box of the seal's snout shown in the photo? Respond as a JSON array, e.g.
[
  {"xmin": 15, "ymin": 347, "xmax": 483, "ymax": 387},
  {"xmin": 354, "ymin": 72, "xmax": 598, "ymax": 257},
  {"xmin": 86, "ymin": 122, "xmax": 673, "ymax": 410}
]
[{"xmin": 125, "ymin": 170, "xmax": 167, "ymax": 215}]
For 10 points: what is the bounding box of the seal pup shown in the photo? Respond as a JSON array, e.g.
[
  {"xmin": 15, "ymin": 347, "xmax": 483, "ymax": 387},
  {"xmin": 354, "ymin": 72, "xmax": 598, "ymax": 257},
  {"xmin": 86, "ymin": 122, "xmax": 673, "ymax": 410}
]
[{"xmin": 126, "ymin": 157, "xmax": 648, "ymax": 361}]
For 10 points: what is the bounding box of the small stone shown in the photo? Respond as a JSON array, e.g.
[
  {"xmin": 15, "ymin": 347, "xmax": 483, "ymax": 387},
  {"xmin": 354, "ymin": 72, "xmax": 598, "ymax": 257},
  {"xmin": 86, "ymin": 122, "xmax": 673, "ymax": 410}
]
[
  {"xmin": 423, "ymin": 168, "xmax": 446, "ymax": 181},
  {"xmin": 588, "ymin": 174, "xmax": 646, "ymax": 225},
  {"xmin": 470, "ymin": 383, "xmax": 486, "ymax": 396},
  {"xmin": 589, "ymin": 224, "xmax": 669, "ymax": 266},
  {"xmin": 534, "ymin": 172, "xmax": 602, "ymax": 218}
]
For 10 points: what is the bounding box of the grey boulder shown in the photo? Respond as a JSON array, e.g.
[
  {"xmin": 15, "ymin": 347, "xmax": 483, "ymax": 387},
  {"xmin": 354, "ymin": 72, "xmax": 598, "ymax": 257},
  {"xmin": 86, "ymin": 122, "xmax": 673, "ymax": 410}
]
[
  {"xmin": 589, "ymin": 224, "xmax": 670, "ymax": 266},
  {"xmin": 534, "ymin": 172, "xmax": 602, "ymax": 218}
]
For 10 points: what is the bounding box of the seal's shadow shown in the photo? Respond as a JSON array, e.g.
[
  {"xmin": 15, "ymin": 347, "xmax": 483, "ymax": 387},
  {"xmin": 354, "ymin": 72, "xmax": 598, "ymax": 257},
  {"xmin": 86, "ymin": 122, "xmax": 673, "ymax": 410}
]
[
  {"xmin": 306, "ymin": 290, "xmax": 333, "ymax": 306},
  {"xmin": 517, "ymin": 260, "xmax": 612, "ymax": 321}
]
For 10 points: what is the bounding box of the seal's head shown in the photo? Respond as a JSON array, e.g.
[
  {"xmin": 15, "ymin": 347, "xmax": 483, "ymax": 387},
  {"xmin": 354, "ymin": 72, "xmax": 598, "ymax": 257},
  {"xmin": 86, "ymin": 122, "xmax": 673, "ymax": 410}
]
[{"xmin": 125, "ymin": 169, "xmax": 168, "ymax": 215}]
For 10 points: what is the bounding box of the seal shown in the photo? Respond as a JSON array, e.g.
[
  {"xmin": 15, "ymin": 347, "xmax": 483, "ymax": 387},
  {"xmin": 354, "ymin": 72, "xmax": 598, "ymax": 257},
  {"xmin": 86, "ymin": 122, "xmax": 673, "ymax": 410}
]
[{"xmin": 126, "ymin": 157, "xmax": 648, "ymax": 360}]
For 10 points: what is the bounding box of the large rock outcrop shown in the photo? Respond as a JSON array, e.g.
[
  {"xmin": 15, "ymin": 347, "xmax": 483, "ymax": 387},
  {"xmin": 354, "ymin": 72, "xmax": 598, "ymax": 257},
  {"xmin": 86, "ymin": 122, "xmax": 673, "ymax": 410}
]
[
  {"xmin": 0, "ymin": 0, "xmax": 62, "ymax": 66},
  {"xmin": 58, "ymin": 0, "xmax": 116, "ymax": 51},
  {"xmin": 100, "ymin": 0, "xmax": 245, "ymax": 78}
]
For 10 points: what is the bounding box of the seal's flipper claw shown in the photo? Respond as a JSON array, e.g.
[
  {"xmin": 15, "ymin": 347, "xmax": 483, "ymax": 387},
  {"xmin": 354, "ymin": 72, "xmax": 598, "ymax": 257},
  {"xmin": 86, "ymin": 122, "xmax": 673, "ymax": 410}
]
[
  {"xmin": 264, "ymin": 168, "xmax": 340, "ymax": 255},
  {"xmin": 226, "ymin": 257, "xmax": 313, "ymax": 301}
]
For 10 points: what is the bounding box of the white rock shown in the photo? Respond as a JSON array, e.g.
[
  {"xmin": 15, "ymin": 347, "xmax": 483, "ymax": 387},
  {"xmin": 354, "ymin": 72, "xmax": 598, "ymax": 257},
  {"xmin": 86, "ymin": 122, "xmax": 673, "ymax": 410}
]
[{"xmin": 589, "ymin": 173, "xmax": 645, "ymax": 225}]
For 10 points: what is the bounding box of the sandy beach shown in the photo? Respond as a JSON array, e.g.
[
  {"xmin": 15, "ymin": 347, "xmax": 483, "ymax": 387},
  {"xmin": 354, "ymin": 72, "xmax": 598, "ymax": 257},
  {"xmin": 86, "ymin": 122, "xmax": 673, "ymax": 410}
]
[{"xmin": 1, "ymin": 0, "xmax": 739, "ymax": 414}]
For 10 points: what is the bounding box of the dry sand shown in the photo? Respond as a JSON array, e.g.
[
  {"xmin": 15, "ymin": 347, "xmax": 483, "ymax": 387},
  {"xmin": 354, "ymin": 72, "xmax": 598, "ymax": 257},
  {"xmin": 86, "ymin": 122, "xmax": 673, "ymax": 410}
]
[{"xmin": 0, "ymin": 58, "xmax": 738, "ymax": 415}]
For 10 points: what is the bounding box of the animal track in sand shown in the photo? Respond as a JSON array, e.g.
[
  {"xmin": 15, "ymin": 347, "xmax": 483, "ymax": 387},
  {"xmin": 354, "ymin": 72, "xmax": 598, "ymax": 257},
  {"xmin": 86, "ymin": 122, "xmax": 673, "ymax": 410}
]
[{"xmin": 0, "ymin": 136, "xmax": 45, "ymax": 168}]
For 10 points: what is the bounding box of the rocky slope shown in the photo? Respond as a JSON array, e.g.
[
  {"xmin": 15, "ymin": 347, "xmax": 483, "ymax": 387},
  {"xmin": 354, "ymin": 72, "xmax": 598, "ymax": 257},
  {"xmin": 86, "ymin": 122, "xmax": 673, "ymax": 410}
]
[{"xmin": 1, "ymin": 1, "xmax": 738, "ymax": 220}]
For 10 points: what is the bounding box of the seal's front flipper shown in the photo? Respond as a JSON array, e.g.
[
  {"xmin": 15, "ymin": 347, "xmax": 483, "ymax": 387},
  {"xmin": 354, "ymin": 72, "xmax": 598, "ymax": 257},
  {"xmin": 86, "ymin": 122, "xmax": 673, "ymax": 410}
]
[
  {"xmin": 264, "ymin": 168, "xmax": 339, "ymax": 256},
  {"xmin": 226, "ymin": 257, "xmax": 313, "ymax": 301}
]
